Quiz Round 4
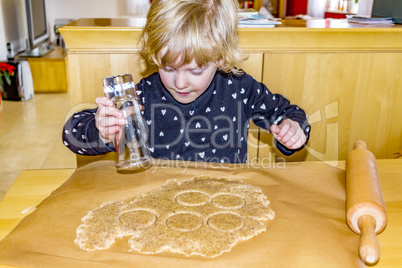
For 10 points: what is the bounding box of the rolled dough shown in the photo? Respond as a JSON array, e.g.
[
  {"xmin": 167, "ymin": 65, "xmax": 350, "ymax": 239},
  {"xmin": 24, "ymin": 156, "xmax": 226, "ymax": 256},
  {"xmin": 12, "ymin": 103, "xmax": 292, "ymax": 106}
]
[{"xmin": 75, "ymin": 176, "xmax": 275, "ymax": 257}]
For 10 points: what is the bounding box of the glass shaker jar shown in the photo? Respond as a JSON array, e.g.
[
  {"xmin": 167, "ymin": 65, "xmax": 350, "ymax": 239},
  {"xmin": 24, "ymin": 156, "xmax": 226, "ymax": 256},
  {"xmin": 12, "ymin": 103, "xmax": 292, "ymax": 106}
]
[{"xmin": 102, "ymin": 73, "xmax": 152, "ymax": 172}]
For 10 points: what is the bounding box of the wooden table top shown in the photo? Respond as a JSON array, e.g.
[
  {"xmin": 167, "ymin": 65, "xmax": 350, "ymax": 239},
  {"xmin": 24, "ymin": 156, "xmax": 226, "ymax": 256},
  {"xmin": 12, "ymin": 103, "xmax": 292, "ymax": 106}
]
[{"xmin": 0, "ymin": 159, "xmax": 401, "ymax": 267}]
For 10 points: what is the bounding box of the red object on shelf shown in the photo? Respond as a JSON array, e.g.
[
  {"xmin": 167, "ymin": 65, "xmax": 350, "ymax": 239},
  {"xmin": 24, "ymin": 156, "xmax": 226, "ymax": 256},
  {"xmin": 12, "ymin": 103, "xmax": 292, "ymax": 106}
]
[
  {"xmin": 239, "ymin": 1, "xmax": 254, "ymax": 9},
  {"xmin": 324, "ymin": 12, "xmax": 351, "ymax": 19},
  {"xmin": 286, "ymin": 0, "xmax": 308, "ymax": 16}
]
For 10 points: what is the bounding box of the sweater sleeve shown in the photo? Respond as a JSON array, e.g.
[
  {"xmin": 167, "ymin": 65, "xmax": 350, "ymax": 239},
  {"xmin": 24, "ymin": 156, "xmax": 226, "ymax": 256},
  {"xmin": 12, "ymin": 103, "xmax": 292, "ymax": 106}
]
[
  {"xmin": 62, "ymin": 108, "xmax": 115, "ymax": 155},
  {"xmin": 246, "ymin": 79, "xmax": 311, "ymax": 156}
]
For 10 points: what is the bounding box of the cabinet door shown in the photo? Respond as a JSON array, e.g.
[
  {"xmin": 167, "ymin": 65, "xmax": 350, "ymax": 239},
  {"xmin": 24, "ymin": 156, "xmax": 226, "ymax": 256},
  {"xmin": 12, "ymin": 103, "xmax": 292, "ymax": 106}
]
[
  {"xmin": 67, "ymin": 53, "xmax": 157, "ymax": 106},
  {"xmin": 28, "ymin": 59, "xmax": 67, "ymax": 92},
  {"xmin": 25, "ymin": 47, "xmax": 68, "ymax": 93},
  {"xmin": 262, "ymin": 52, "xmax": 402, "ymax": 161}
]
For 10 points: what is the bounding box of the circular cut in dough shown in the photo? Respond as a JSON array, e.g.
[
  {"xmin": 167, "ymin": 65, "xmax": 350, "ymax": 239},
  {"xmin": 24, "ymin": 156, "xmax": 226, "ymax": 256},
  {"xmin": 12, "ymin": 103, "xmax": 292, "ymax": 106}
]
[
  {"xmin": 119, "ymin": 210, "xmax": 157, "ymax": 229},
  {"xmin": 166, "ymin": 213, "xmax": 203, "ymax": 231},
  {"xmin": 212, "ymin": 194, "xmax": 246, "ymax": 209},
  {"xmin": 175, "ymin": 191, "xmax": 209, "ymax": 206},
  {"xmin": 207, "ymin": 213, "xmax": 245, "ymax": 232}
]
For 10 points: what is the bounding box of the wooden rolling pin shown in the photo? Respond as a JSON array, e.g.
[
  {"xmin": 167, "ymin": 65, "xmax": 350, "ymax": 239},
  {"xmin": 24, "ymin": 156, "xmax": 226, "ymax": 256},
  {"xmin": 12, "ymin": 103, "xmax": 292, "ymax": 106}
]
[{"xmin": 346, "ymin": 140, "xmax": 387, "ymax": 265}]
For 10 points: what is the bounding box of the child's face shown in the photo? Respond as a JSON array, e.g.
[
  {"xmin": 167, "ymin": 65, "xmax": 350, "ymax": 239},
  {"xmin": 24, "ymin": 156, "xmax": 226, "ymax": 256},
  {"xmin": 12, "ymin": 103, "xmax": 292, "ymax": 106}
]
[{"xmin": 158, "ymin": 59, "xmax": 217, "ymax": 104}]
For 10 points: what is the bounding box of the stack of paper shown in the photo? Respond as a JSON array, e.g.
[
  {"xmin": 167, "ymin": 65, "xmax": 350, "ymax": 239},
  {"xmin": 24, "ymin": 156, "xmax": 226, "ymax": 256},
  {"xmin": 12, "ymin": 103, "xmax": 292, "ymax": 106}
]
[
  {"xmin": 238, "ymin": 8, "xmax": 259, "ymax": 18},
  {"xmin": 238, "ymin": 15, "xmax": 281, "ymax": 28},
  {"xmin": 347, "ymin": 16, "xmax": 394, "ymax": 25}
]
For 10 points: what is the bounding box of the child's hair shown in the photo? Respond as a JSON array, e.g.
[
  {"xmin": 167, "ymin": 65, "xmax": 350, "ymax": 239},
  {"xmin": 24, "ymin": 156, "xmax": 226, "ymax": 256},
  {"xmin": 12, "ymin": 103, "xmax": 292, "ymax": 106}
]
[{"xmin": 139, "ymin": 0, "xmax": 243, "ymax": 74}]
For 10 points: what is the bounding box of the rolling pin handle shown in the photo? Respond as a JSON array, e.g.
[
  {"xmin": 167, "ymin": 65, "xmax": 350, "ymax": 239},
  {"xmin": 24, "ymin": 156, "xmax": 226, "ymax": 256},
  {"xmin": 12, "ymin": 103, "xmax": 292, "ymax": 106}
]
[
  {"xmin": 358, "ymin": 215, "xmax": 380, "ymax": 265},
  {"xmin": 353, "ymin": 140, "xmax": 367, "ymax": 150}
]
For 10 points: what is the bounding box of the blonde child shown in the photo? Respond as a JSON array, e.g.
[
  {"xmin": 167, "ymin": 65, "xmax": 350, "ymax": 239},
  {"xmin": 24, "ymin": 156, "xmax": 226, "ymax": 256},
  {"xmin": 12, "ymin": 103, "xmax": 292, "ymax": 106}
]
[{"xmin": 63, "ymin": 0, "xmax": 310, "ymax": 163}]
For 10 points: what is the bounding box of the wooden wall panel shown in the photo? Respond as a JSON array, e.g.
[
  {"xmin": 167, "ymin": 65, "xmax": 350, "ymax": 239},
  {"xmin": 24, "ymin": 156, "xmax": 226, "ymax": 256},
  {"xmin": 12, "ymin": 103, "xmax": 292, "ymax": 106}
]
[
  {"xmin": 263, "ymin": 52, "xmax": 402, "ymax": 161},
  {"xmin": 68, "ymin": 53, "xmax": 158, "ymax": 106}
]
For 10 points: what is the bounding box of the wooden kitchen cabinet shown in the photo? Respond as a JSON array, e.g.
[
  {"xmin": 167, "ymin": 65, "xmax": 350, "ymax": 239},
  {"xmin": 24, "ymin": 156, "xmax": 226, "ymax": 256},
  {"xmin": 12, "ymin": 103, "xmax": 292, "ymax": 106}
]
[
  {"xmin": 60, "ymin": 18, "xmax": 402, "ymax": 161},
  {"xmin": 21, "ymin": 47, "xmax": 68, "ymax": 93}
]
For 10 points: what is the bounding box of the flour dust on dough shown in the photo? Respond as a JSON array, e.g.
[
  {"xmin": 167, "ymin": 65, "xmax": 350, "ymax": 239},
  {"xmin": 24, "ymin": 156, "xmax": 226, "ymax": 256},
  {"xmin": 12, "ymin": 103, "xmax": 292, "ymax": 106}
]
[{"xmin": 75, "ymin": 176, "xmax": 275, "ymax": 257}]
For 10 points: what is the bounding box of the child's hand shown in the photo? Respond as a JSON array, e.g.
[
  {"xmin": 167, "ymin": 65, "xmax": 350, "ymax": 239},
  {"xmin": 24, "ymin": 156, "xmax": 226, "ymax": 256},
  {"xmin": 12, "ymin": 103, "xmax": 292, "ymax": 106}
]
[
  {"xmin": 270, "ymin": 119, "xmax": 307, "ymax": 150},
  {"xmin": 95, "ymin": 97, "xmax": 126, "ymax": 143}
]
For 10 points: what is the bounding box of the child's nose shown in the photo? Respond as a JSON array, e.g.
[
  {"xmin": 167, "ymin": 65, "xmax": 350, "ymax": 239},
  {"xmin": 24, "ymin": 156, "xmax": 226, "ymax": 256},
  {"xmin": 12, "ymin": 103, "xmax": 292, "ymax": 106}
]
[{"xmin": 174, "ymin": 72, "xmax": 189, "ymax": 90}]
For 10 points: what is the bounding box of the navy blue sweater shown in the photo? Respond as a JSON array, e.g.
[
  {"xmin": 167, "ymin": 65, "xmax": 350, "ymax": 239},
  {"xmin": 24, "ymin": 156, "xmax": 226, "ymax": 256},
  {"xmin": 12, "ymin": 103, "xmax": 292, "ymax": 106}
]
[{"xmin": 63, "ymin": 71, "xmax": 310, "ymax": 163}]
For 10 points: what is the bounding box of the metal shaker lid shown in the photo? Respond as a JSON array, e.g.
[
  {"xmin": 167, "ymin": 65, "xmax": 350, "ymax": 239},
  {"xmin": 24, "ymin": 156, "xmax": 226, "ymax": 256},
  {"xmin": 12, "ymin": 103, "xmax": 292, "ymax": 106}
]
[{"xmin": 102, "ymin": 73, "xmax": 136, "ymax": 99}]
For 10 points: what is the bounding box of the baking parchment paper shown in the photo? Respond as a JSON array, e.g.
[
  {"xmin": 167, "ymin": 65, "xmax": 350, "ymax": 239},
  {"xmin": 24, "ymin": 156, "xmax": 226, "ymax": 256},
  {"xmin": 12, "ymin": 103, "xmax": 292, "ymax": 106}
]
[{"xmin": 0, "ymin": 160, "xmax": 364, "ymax": 267}]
